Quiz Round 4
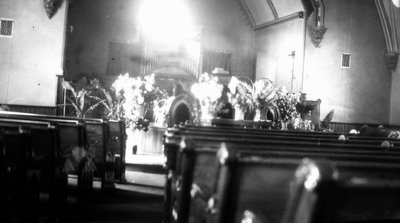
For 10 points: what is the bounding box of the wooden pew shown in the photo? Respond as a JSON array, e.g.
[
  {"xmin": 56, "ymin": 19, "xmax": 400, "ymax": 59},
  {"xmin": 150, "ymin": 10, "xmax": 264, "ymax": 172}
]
[
  {"xmin": 0, "ymin": 111, "xmax": 123, "ymax": 188},
  {"xmin": 0, "ymin": 116, "xmax": 94, "ymax": 214},
  {"xmin": 0, "ymin": 119, "xmax": 63, "ymax": 222},
  {"xmin": 282, "ymin": 159, "xmax": 400, "ymax": 223},
  {"xmin": 0, "ymin": 111, "xmax": 126, "ymax": 182},
  {"xmin": 172, "ymin": 123, "xmax": 396, "ymax": 142},
  {"xmin": 165, "ymin": 126, "xmax": 400, "ymax": 171},
  {"xmin": 170, "ymin": 125, "xmax": 400, "ymax": 141},
  {"xmin": 164, "ymin": 126, "xmax": 400, "ymax": 223},
  {"xmin": 1, "ymin": 127, "xmax": 36, "ymax": 222},
  {"xmin": 173, "ymin": 142, "xmax": 400, "ymax": 223},
  {"xmin": 164, "ymin": 132, "xmax": 400, "ymax": 176},
  {"xmin": 106, "ymin": 120, "xmax": 126, "ymax": 182},
  {"xmin": 162, "ymin": 124, "xmax": 400, "ymax": 220},
  {"xmin": 207, "ymin": 149, "xmax": 400, "ymax": 223}
]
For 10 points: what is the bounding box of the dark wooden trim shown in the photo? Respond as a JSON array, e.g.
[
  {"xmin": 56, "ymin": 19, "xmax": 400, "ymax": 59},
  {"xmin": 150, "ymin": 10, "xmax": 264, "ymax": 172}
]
[
  {"xmin": 6, "ymin": 104, "xmax": 57, "ymax": 115},
  {"xmin": 125, "ymin": 163, "xmax": 166, "ymax": 174},
  {"xmin": 254, "ymin": 11, "xmax": 304, "ymax": 30}
]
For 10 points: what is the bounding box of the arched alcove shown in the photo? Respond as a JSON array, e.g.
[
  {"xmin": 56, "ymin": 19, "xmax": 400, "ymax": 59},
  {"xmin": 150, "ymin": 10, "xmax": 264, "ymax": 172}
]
[{"xmin": 168, "ymin": 93, "xmax": 199, "ymax": 127}]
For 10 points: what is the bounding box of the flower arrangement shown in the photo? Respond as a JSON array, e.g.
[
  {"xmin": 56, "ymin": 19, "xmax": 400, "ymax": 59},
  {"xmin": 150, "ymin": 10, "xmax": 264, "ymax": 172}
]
[
  {"xmin": 227, "ymin": 77, "xmax": 324, "ymax": 131},
  {"xmin": 275, "ymin": 88, "xmax": 300, "ymax": 122},
  {"xmin": 228, "ymin": 76, "xmax": 256, "ymax": 117},
  {"xmin": 153, "ymin": 96, "xmax": 175, "ymax": 127},
  {"xmin": 191, "ymin": 73, "xmax": 223, "ymax": 124},
  {"xmin": 253, "ymin": 79, "xmax": 278, "ymax": 116},
  {"xmin": 228, "ymin": 77, "xmax": 278, "ymax": 120},
  {"xmin": 111, "ymin": 73, "xmax": 169, "ymax": 131}
]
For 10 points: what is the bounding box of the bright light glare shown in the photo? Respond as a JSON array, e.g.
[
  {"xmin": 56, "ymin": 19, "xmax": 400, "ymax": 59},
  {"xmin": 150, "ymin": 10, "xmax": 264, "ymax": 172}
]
[
  {"xmin": 393, "ymin": 0, "xmax": 400, "ymax": 8},
  {"xmin": 304, "ymin": 164, "xmax": 320, "ymax": 190},
  {"xmin": 138, "ymin": 0, "xmax": 197, "ymax": 43}
]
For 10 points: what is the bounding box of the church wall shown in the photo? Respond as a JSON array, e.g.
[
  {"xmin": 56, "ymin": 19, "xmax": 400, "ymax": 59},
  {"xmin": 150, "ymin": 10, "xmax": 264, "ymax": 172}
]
[
  {"xmin": 304, "ymin": 0, "xmax": 390, "ymax": 124},
  {"xmin": 255, "ymin": 17, "xmax": 305, "ymax": 92},
  {"xmin": 255, "ymin": 0, "xmax": 390, "ymax": 124},
  {"xmin": 65, "ymin": 0, "xmax": 255, "ymax": 83},
  {"xmin": 389, "ymin": 2, "xmax": 400, "ymax": 125},
  {"xmin": 0, "ymin": 0, "xmax": 67, "ymax": 106},
  {"xmin": 390, "ymin": 66, "xmax": 400, "ymax": 125}
]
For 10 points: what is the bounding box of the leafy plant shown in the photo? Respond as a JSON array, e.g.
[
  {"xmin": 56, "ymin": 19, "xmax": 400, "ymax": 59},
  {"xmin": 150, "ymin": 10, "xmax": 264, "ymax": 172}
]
[
  {"xmin": 321, "ymin": 109, "xmax": 334, "ymax": 129},
  {"xmin": 62, "ymin": 77, "xmax": 106, "ymax": 118}
]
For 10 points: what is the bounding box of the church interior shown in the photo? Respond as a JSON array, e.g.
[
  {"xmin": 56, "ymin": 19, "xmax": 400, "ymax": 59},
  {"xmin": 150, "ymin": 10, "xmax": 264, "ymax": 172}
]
[{"xmin": 2, "ymin": 0, "xmax": 400, "ymax": 222}]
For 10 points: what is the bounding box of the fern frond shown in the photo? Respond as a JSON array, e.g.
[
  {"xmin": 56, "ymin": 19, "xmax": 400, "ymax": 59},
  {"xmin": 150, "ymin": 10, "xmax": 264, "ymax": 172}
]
[
  {"xmin": 321, "ymin": 109, "xmax": 334, "ymax": 128},
  {"xmin": 86, "ymin": 99, "xmax": 107, "ymax": 112},
  {"xmin": 62, "ymin": 81, "xmax": 77, "ymax": 98},
  {"xmin": 101, "ymin": 88, "xmax": 114, "ymax": 107},
  {"xmin": 67, "ymin": 97, "xmax": 80, "ymax": 114}
]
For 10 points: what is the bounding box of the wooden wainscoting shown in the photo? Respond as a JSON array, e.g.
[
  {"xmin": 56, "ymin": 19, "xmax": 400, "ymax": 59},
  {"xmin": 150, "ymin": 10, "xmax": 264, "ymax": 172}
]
[{"xmin": 6, "ymin": 104, "xmax": 57, "ymax": 115}]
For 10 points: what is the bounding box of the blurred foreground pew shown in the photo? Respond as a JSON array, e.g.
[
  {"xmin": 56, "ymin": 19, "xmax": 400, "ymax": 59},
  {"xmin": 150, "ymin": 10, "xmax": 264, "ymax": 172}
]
[
  {"xmin": 163, "ymin": 122, "xmax": 400, "ymax": 223},
  {"xmin": 0, "ymin": 111, "xmax": 128, "ymax": 222}
]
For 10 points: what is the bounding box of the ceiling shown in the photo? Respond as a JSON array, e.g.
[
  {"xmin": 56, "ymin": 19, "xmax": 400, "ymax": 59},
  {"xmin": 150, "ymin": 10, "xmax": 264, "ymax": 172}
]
[{"xmin": 241, "ymin": 0, "xmax": 306, "ymax": 27}]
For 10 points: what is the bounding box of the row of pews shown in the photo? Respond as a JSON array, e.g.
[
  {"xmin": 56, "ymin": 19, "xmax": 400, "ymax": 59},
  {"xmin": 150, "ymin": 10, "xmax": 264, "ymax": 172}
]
[
  {"xmin": 0, "ymin": 111, "xmax": 126, "ymax": 222},
  {"xmin": 164, "ymin": 124, "xmax": 400, "ymax": 223}
]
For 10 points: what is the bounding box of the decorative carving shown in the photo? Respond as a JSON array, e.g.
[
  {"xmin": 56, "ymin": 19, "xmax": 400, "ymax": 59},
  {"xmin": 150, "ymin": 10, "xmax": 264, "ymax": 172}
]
[
  {"xmin": 311, "ymin": 26, "xmax": 327, "ymax": 47},
  {"xmin": 43, "ymin": 0, "xmax": 63, "ymax": 19},
  {"xmin": 385, "ymin": 52, "xmax": 399, "ymax": 71}
]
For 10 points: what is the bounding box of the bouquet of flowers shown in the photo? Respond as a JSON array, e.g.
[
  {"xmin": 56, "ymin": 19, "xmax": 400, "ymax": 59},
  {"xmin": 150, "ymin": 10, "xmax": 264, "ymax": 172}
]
[
  {"xmin": 228, "ymin": 76, "xmax": 256, "ymax": 117},
  {"xmin": 112, "ymin": 73, "xmax": 168, "ymax": 131},
  {"xmin": 153, "ymin": 96, "xmax": 175, "ymax": 127},
  {"xmin": 252, "ymin": 79, "xmax": 278, "ymax": 120},
  {"xmin": 275, "ymin": 88, "xmax": 300, "ymax": 122},
  {"xmin": 191, "ymin": 73, "xmax": 223, "ymax": 123}
]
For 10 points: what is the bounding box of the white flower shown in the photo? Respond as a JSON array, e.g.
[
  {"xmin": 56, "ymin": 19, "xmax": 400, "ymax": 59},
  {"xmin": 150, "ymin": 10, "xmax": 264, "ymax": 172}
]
[
  {"xmin": 228, "ymin": 76, "xmax": 240, "ymax": 94},
  {"xmin": 254, "ymin": 80, "xmax": 264, "ymax": 94},
  {"xmin": 145, "ymin": 83, "xmax": 153, "ymax": 91},
  {"xmin": 133, "ymin": 77, "xmax": 143, "ymax": 88},
  {"xmin": 137, "ymin": 96, "xmax": 144, "ymax": 105}
]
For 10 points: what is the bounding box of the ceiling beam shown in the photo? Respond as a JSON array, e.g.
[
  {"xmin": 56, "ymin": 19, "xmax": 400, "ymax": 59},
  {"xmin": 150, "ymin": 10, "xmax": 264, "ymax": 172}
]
[
  {"xmin": 240, "ymin": 0, "xmax": 256, "ymax": 27},
  {"xmin": 254, "ymin": 11, "xmax": 304, "ymax": 31},
  {"xmin": 265, "ymin": 0, "xmax": 278, "ymax": 19}
]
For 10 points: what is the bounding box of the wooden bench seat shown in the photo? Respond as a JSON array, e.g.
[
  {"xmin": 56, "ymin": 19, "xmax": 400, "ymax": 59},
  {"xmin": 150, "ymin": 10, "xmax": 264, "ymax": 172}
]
[
  {"xmin": 0, "ymin": 111, "xmax": 127, "ymax": 186},
  {"xmin": 208, "ymin": 151, "xmax": 400, "ymax": 223},
  {"xmin": 164, "ymin": 126, "xmax": 400, "ymax": 223},
  {"xmin": 283, "ymin": 159, "xmax": 400, "ymax": 223}
]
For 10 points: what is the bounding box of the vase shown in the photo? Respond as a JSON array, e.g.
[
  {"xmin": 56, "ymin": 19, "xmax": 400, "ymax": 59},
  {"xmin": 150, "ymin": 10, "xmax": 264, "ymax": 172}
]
[
  {"xmin": 234, "ymin": 106, "xmax": 245, "ymax": 120},
  {"xmin": 254, "ymin": 109, "xmax": 260, "ymax": 121},
  {"xmin": 254, "ymin": 109, "xmax": 268, "ymax": 121},
  {"xmin": 243, "ymin": 110, "xmax": 254, "ymax": 120},
  {"xmin": 281, "ymin": 121, "xmax": 288, "ymax": 130},
  {"xmin": 198, "ymin": 104, "xmax": 214, "ymax": 126}
]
